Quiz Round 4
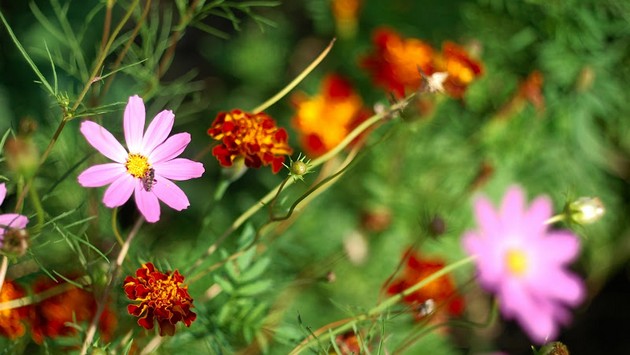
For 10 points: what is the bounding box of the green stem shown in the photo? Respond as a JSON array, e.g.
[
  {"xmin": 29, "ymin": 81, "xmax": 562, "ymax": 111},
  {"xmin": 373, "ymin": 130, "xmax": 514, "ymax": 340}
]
[
  {"xmin": 187, "ymin": 94, "xmax": 414, "ymax": 275},
  {"xmin": 28, "ymin": 182, "xmax": 45, "ymax": 232},
  {"xmin": 289, "ymin": 255, "xmax": 476, "ymax": 354}
]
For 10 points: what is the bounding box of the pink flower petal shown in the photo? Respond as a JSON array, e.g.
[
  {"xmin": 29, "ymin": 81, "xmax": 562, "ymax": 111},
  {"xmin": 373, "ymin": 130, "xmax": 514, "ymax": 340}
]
[
  {"xmin": 538, "ymin": 231, "xmax": 581, "ymax": 264},
  {"xmin": 500, "ymin": 185, "xmax": 525, "ymax": 229},
  {"xmin": 124, "ymin": 95, "xmax": 146, "ymax": 153},
  {"xmin": 473, "ymin": 196, "xmax": 500, "ymax": 238},
  {"xmin": 149, "ymin": 133, "xmax": 191, "ymax": 164},
  {"xmin": 0, "ymin": 213, "xmax": 29, "ymax": 232},
  {"xmin": 134, "ymin": 185, "xmax": 160, "ymax": 223},
  {"xmin": 78, "ymin": 163, "xmax": 126, "ymax": 187},
  {"xmin": 103, "ymin": 174, "xmax": 135, "ymax": 207},
  {"xmin": 154, "ymin": 158, "xmax": 204, "ymax": 181},
  {"xmin": 534, "ymin": 270, "xmax": 585, "ymax": 306},
  {"xmin": 142, "ymin": 109, "xmax": 175, "ymax": 154},
  {"xmin": 80, "ymin": 121, "xmax": 128, "ymax": 163},
  {"xmin": 525, "ymin": 195, "xmax": 552, "ymax": 237},
  {"xmin": 152, "ymin": 176, "xmax": 190, "ymax": 211},
  {"xmin": 0, "ymin": 183, "xmax": 5, "ymax": 206}
]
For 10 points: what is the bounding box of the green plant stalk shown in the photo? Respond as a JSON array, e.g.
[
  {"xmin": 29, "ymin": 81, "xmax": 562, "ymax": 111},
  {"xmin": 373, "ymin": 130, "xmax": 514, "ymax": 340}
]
[
  {"xmin": 28, "ymin": 182, "xmax": 45, "ymax": 231},
  {"xmin": 12, "ymin": 0, "xmax": 140, "ymax": 213},
  {"xmin": 80, "ymin": 215, "xmax": 144, "ymax": 355},
  {"xmin": 289, "ymin": 255, "xmax": 476, "ymax": 354},
  {"xmin": 0, "ymin": 275, "xmax": 91, "ymax": 311},
  {"xmin": 187, "ymin": 94, "xmax": 413, "ymax": 275},
  {"xmin": 251, "ymin": 38, "xmax": 336, "ymax": 114}
]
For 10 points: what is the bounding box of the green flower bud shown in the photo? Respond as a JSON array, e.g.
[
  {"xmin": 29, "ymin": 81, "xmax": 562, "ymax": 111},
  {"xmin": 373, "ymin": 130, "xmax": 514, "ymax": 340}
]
[{"xmin": 569, "ymin": 197, "xmax": 605, "ymax": 225}]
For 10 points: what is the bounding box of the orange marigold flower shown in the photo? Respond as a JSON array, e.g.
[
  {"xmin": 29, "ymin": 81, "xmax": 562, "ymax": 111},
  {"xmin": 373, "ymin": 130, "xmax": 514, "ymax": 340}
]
[
  {"xmin": 208, "ymin": 110, "xmax": 292, "ymax": 173},
  {"xmin": 124, "ymin": 262, "xmax": 196, "ymax": 336},
  {"xmin": 386, "ymin": 248, "xmax": 464, "ymax": 320},
  {"xmin": 434, "ymin": 41, "xmax": 484, "ymax": 99},
  {"xmin": 29, "ymin": 277, "xmax": 117, "ymax": 344},
  {"xmin": 0, "ymin": 280, "xmax": 29, "ymax": 339},
  {"xmin": 291, "ymin": 74, "xmax": 371, "ymax": 157},
  {"xmin": 362, "ymin": 27, "xmax": 435, "ymax": 98}
]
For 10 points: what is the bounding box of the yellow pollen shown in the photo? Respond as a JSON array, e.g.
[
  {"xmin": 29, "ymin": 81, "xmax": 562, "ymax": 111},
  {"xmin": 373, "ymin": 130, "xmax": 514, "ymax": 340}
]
[
  {"xmin": 125, "ymin": 153, "xmax": 151, "ymax": 178},
  {"xmin": 505, "ymin": 249, "xmax": 528, "ymax": 276}
]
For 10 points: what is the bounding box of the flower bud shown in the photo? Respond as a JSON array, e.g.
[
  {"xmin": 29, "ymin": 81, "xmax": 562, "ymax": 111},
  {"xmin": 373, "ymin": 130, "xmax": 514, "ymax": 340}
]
[
  {"xmin": 539, "ymin": 341, "xmax": 569, "ymax": 355},
  {"xmin": 4, "ymin": 118, "xmax": 40, "ymax": 179},
  {"xmin": 568, "ymin": 197, "xmax": 605, "ymax": 225},
  {"xmin": 2, "ymin": 228, "xmax": 29, "ymax": 257}
]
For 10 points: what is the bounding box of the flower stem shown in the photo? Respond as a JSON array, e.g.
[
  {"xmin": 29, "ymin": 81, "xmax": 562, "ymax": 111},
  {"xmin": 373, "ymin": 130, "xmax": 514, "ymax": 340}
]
[
  {"xmin": 545, "ymin": 213, "xmax": 566, "ymax": 225},
  {"xmin": 187, "ymin": 94, "xmax": 414, "ymax": 276},
  {"xmin": 12, "ymin": 0, "xmax": 141, "ymax": 213},
  {"xmin": 251, "ymin": 38, "xmax": 336, "ymax": 114},
  {"xmin": 0, "ymin": 256, "xmax": 8, "ymax": 295},
  {"xmin": 288, "ymin": 255, "xmax": 476, "ymax": 354},
  {"xmin": 79, "ymin": 216, "xmax": 144, "ymax": 355}
]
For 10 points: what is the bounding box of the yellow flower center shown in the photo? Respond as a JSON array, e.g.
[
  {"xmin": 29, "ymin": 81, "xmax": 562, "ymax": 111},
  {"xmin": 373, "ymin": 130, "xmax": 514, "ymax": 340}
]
[
  {"xmin": 125, "ymin": 153, "xmax": 151, "ymax": 178},
  {"xmin": 148, "ymin": 275, "xmax": 184, "ymax": 308},
  {"xmin": 505, "ymin": 249, "xmax": 528, "ymax": 276}
]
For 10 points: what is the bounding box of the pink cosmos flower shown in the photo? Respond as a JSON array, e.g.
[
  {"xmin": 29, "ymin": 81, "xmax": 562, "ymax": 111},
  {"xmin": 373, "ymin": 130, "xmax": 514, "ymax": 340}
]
[
  {"xmin": 77, "ymin": 95, "xmax": 205, "ymax": 223},
  {"xmin": 0, "ymin": 183, "xmax": 29, "ymax": 247},
  {"xmin": 462, "ymin": 185, "xmax": 584, "ymax": 344}
]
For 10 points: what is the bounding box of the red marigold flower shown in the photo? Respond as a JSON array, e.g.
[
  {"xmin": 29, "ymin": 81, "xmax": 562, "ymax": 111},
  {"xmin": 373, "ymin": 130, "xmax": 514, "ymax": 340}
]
[
  {"xmin": 291, "ymin": 74, "xmax": 371, "ymax": 157},
  {"xmin": 386, "ymin": 248, "xmax": 464, "ymax": 320},
  {"xmin": 208, "ymin": 110, "xmax": 293, "ymax": 173},
  {"xmin": 433, "ymin": 41, "xmax": 484, "ymax": 99},
  {"xmin": 0, "ymin": 280, "xmax": 29, "ymax": 339},
  {"xmin": 29, "ymin": 277, "xmax": 117, "ymax": 344},
  {"xmin": 362, "ymin": 27, "xmax": 435, "ymax": 98},
  {"xmin": 124, "ymin": 262, "xmax": 196, "ymax": 336}
]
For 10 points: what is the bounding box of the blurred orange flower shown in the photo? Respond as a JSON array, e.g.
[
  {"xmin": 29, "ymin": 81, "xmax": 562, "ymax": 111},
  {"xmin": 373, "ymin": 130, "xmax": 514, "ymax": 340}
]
[
  {"xmin": 291, "ymin": 74, "xmax": 371, "ymax": 157},
  {"xmin": 208, "ymin": 109, "xmax": 293, "ymax": 173},
  {"xmin": 434, "ymin": 41, "xmax": 484, "ymax": 99},
  {"xmin": 362, "ymin": 27, "xmax": 435, "ymax": 98},
  {"xmin": 331, "ymin": 0, "xmax": 363, "ymax": 38},
  {"xmin": 29, "ymin": 277, "xmax": 116, "ymax": 344},
  {"xmin": 386, "ymin": 248, "xmax": 464, "ymax": 320},
  {"xmin": 124, "ymin": 262, "xmax": 196, "ymax": 336},
  {"xmin": 0, "ymin": 280, "xmax": 29, "ymax": 339}
]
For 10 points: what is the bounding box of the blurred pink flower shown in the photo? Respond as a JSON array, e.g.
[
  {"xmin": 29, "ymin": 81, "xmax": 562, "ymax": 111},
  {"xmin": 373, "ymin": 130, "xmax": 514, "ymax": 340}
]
[
  {"xmin": 0, "ymin": 183, "xmax": 29, "ymax": 248},
  {"xmin": 78, "ymin": 95, "xmax": 204, "ymax": 223},
  {"xmin": 462, "ymin": 186, "xmax": 584, "ymax": 344}
]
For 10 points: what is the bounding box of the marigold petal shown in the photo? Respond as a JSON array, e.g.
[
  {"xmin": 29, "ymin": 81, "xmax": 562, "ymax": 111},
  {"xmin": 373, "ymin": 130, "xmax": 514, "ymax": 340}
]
[
  {"xmin": 78, "ymin": 163, "xmax": 126, "ymax": 187},
  {"xmin": 134, "ymin": 185, "xmax": 161, "ymax": 223},
  {"xmin": 142, "ymin": 109, "xmax": 175, "ymax": 154},
  {"xmin": 80, "ymin": 121, "xmax": 128, "ymax": 163},
  {"xmin": 103, "ymin": 174, "xmax": 135, "ymax": 207},
  {"xmin": 124, "ymin": 95, "xmax": 146, "ymax": 153}
]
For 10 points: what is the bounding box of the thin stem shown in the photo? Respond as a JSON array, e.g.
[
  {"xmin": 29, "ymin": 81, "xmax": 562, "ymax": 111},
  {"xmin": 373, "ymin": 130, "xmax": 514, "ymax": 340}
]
[
  {"xmin": 13, "ymin": 0, "xmax": 141, "ymax": 213},
  {"xmin": 545, "ymin": 213, "xmax": 566, "ymax": 225},
  {"xmin": 101, "ymin": 0, "xmax": 152, "ymax": 99},
  {"xmin": 112, "ymin": 207, "xmax": 124, "ymax": 246},
  {"xmin": 0, "ymin": 275, "xmax": 91, "ymax": 311},
  {"xmin": 99, "ymin": 0, "xmax": 115, "ymax": 55},
  {"xmin": 79, "ymin": 216, "xmax": 144, "ymax": 355},
  {"xmin": 28, "ymin": 183, "xmax": 45, "ymax": 231},
  {"xmin": 156, "ymin": 0, "xmax": 200, "ymax": 78},
  {"xmin": 186, "ymin": 94, "xmax": 413, "ymax": 275},
  {"xmin": 288, "ymin": 255, "xmax": 476, "ymax": 354},
  {"xmin": 0, "ymin": 256, "xmax": 8, "ymax": 294},
  {"xmin": 251, "ymin": 38, "xmax": 336, "ymax": 114}
]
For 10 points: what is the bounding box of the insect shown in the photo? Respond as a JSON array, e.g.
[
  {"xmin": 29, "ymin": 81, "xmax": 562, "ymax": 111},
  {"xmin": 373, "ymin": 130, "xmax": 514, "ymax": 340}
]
[{"xmin": 141, "ymin": 168, "xmax": 157, "ymax": 192}]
